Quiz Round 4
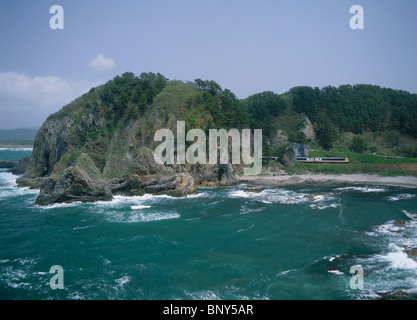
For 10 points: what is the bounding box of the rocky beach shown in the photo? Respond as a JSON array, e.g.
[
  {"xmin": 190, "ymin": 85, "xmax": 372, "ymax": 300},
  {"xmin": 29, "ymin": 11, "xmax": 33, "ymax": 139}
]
[{"xmin": 237, "ymin": 173, "xmax": 417, "ymax": 188}]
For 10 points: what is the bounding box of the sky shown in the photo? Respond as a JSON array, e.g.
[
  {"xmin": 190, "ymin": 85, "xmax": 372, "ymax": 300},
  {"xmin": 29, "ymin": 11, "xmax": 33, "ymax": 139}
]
[{"xmin": 0, "ymin": 0, "xmax": 416, "ymax": 129}]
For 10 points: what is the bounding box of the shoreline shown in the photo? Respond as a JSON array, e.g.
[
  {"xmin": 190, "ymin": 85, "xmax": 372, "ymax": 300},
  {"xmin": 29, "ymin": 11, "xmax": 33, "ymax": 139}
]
[{"xmin": 236, "ymin": 173, "xmax": 417, "ymax": 188}]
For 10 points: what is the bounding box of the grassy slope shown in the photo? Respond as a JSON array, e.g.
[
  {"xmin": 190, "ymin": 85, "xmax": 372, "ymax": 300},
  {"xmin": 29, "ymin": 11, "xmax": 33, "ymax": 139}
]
[{"xmin": 287, "ymin": 150, "xmax": 417, "ymax": 176}]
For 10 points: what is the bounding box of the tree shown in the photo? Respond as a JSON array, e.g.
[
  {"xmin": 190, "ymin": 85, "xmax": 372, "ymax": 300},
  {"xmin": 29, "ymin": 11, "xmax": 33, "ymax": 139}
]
[
  {"xmin": 315, "ymin": 112, "xmax": 337, "ymax": 150},
  {"xmin": 350, "ymin": 136, "xmax": 368, "ymax": 153},
  {"xmin": 245, "ymin": 91, "xmax": 286, "ymax": 135}
]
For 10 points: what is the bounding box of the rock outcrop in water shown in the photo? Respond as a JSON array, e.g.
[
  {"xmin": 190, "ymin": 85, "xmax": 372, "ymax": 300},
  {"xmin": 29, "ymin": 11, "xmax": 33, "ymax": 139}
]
[
  {"xmin": 35, "ymin": 153, "xmax": 113, "ymax": 205},
  {"xmin": 17, "ymin": 73, "xmax": 237, "ymax": 205}
]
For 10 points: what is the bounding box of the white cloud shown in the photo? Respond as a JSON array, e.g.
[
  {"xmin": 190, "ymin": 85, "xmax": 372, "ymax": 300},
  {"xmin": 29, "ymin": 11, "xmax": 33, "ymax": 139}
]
[
  {"xmin": 89, "ymin": 54, "xmax": 116, "ymax": 71},
  {"xmin": 0, "ymin": 72, "xmax": 96, "ymax": 107},
  {"xmin": 0, "ymin": 72, "xmax": 100, "ymax": 129}
]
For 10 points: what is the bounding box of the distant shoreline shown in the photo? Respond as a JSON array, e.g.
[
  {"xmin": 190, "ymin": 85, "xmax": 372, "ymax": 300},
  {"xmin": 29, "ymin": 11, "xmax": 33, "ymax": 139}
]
[
  {"xmin": 0, "ymin": 145, "xmax": 33, "ymax": 149},
  {"xmin": 237, "ymin": 173, "xmax": 417, "ymax": 188}
]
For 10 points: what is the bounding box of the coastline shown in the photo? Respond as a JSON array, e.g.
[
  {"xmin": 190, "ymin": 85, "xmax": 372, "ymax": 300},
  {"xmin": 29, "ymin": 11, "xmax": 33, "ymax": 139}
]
[{"xmin": 236, "ymin": 173, "xmax": 417, "ymax": 188}]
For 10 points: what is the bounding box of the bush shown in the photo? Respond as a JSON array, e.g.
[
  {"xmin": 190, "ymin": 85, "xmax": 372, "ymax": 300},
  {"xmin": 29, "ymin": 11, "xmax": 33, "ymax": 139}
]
[
  {"xmin": 400, "ymin": 145, "xmax": 417, "ymax": 158},
  {"xmin": 350, "ymin": 136, "xmax": 368, "ymax": 153}
]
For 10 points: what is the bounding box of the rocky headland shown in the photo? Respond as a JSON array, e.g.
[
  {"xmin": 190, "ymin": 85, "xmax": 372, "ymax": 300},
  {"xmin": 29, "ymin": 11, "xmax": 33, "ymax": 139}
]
[{"xmin": 16, "ymin": 74, "xmax": 237, "ymax": 205}]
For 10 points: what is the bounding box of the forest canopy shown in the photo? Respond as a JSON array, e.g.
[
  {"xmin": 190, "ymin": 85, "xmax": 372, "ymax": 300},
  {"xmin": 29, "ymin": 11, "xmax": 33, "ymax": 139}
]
[{"xmin": 75, "ymin": 72, "xmax": 417, "ymax": 153}]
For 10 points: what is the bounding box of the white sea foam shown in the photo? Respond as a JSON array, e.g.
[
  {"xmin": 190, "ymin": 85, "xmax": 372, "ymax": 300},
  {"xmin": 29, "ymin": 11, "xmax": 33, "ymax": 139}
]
[
  {"xmin": 386, "ymin": 194, "xmax": 416, "ymax": 201},
  {"xmin": 336, "ymin": 186, "xmax": 387, "ymax": 193},
  {"xmin": 115, "ymin": 275, "xmax": 131, "ymax": 288},
  {"xmin": 278, "ymin": 269, "xmax": 298, "ymax": 276},
  {"xmin": 236, "ymin": 224, "xmax": 255, "ymax": 233},
  {"xmin": 0, "ymin": 257, "xmax": 40, "ymax": 291},
  {"xmin": 37, "ymin": 201, "xmax": 82, "ymax": 209},
  {"xmin": 229, "ymin": 188, "xmax": 331, "ymax": 206},
  {"xmin": 0, "ymin": 171, "xmax": 18, "ymax": 186},
  {"xmin": 72, "ymin": 225, "xmax": 93, "ymax": 230},
  {"xmin": 0, "ymin": 147, "xmax": 33, "ymax": 151},
  {"xmin": 97, "ymin": 192, "xmax": 208, "ymax": 208},
  {"xmin": 0, "ymin": 171, "xmax": 39, "ymax": 199},
  {"xmin": 403, "ymin": 210, "xmax": 417, "ymax": 220},
  {"xmin": 328, "ymin": 269, "xmax": 344, "ymax": 275},
  {"xmin": 104, "ymin": 210, "xmax": 180, "ymax": 223},
  {"xmin": 184, "ymin": 290, "xmax": 220, "ymax": 300},
  {"xmin": 377, "ymin": 244, "xmax": 417, "ymax": 270},
  {"xmin": 239, "ymin": 205, "xmax": 264, "ymax": 215},
  {"xmin": 229, "ymin": 190, "xmax": 253, "ymax": 198},
  {"xmin": 131, "ymin": 205, "xmax": 151, "ymax": 210},
  {"xmin": 310, "ymin": 203, "xmax": 340, "ymax": 210}
]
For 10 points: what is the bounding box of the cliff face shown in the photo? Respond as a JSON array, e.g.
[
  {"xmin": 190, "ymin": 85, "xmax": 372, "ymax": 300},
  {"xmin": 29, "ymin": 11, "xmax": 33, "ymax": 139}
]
[{"xmin": 17, "ymin": 75, "xmax": 236, "ymax": 205}]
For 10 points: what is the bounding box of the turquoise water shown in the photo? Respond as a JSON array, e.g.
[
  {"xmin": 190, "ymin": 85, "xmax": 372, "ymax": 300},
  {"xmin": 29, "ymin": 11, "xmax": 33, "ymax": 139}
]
[
  {"xmin": 0, "ymin": 148, "xmax": 32, "ymax": 161},
  {"xmin": 1, "ymin": 150, "xmax": 417, "ymax": 300}
]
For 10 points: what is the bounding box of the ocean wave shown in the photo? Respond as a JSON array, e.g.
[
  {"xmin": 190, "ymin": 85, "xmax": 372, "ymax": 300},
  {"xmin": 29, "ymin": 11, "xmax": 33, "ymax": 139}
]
[
  {"xmin": 0, "ymin": 257, "xmax": 43, "ymax": 291},
  {"xmin": 131, "ymin": 205, "xmax": 151, "ymax": 210},
  {"xmin": 114, "ymin": 275, "xmax": 131, "ymax": 289},
  {"xmin": 239, "ymin": 205, "xmax": 265, "ymax": 215},
  {"xmin": 376, "ymin": 244, "xmax": 417, "ymax": 270},
  {"xmin": 277, "ymin": 269, "xmax": 298, "ymax": 276},
  {"xmin": 72, "ymin": 225, "xmax": 93, "ymax": 230},
  {"xmin": 327, "ymin": 269, "xmax": 344, "ymax": 275},
  {"xmin": 96, "ymin": 192, "xmax": 209, "ymax": 206},
  {"xmin": 0, "ymin": 171, "xmax": 18, "ymax": 186},
  {"xmin": 229, "ymin": 188, "xmax": 332, "ymax": 205},
  {"xmin": 103, "ymin": 210, "xmax": 180, "ymax": 223},
  {"xmin": 386, "ymin": 194, "xmax": 416, "ymax": 201},
  {"xmin": 402, "ymin": 210, "xmax": 417, "ymax": 220},
  {"xmin": 310, "ymin": 203, "xmax": 340, "ymax": 210},
  {"xmin": 183, "ymin": 290, "xmax": 221, "ymax": 300},
  {"xmin": 236, "ymin": 224, "xmax": 255, "ymax": 233},
  {"xmin": 0, "ymin": 171, "xmax": 39, "ymax": 201},
  {"xmin": 336, "ymin": 186, "xmax": 387, "ymax": 193},
  {"xmin": 35, "ymin": 201, "xmax": 82, "ymax": 209},
  {"xmin": 0, "ymin": 147, "xmax": 33, "ymax": 151}
]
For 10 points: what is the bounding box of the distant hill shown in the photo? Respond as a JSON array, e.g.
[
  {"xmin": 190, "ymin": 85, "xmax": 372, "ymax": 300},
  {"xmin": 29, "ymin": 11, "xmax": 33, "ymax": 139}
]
[
  {"xmin": 0, "ymin": 128, "xmax": 38, "ymax": 146},
  {"xmin": 0, "ymin": 128, "xmax": 38, "ymax": 140}
]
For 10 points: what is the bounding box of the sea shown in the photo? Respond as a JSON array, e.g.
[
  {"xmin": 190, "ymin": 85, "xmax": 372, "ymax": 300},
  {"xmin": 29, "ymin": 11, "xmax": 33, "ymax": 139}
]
[{"xmin": 1, "ymin": 148, "xmax": 417, "ymax": 300}]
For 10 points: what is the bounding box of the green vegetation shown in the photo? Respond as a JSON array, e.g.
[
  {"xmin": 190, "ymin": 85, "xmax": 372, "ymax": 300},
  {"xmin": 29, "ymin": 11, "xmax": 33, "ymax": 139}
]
[
  {"xmin": 289, "ymin": 149, "xmax": 417, "ymax": 176},
  {"xmin": 349, "ymin": 136, "xmax": 368, "ymax": 153},
  {"xmin": 290, "ymin": 84, "xmax": 417, "ymax": 149},
  {"xmin": 31, "ymin": 71, "xmax": 417, "ymax": 177}
]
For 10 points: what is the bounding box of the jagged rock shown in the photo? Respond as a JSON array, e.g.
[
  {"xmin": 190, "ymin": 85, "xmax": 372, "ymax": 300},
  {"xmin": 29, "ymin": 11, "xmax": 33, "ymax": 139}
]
[
  {"xmin": 270, "ymin": 129, "xmax": 289, "ymax": 149},
  {"xmin": 405, "ymin": 248, "xmax": 417, "ymax": 259},
  {"xmin": 300, "ymin": 117, "xmax": 315, "ymax": 140},
  {"xmin": 35, "ymin": 153, "xmax": 113, "ymax": 205},
  {"xmin": 10, "ymin": 157, "xmax": 29, "ymax": 175},
  {"xmin": 109, "ymin": 147, "xmax": 196, "ymax": 197},
  {"xmin": 377, "ymin": 290, "xmax": 417, "ymax": 300},
  {"xmin": 0, "ymin": 160, "xmax": 19, "ymax": 169},
  {"xmin": 0, "ymin": 158, "xmax": 29, "ymax": 175},
  {"xmin": 191, "ymin": 163, "xmax": 236, "ymax": 186},
  {"xmin": 280, "ymin": 146, "xmax": 295, "ymax": 168},
  {"xmin": 394, "ymin": 219, "xmax": 406, "ymax": 226},
  {"xmin": 142, "ymin": 173, "xmax": 195, "ymax": 197},
  {"xmin": 293, "ymin": 143, "xmax": 309, "ymax": 158}
]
